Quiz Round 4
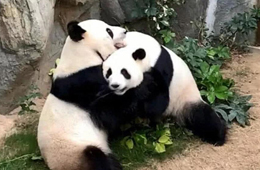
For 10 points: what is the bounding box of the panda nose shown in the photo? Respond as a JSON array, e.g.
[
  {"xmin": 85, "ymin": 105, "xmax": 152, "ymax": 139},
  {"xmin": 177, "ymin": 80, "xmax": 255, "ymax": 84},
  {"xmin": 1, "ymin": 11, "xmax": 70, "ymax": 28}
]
[{"xmin": 111, "ymin": 84, "xmax": 119, "ymax": 89}]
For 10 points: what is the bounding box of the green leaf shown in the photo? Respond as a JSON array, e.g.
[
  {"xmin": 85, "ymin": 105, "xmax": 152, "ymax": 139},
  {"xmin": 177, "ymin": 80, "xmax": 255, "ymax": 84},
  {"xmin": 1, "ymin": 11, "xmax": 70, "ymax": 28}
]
[
  {"xmin": 164, "ymin": 139, "xmax": 173, "ymax": 145},
  {"xmin": 134, "ymin": 134, "xmax": 147, "ymax": 145},
  {"xmin": 31, "ymin": 156, "xmax": 43, "ymax": 161},
  {"xmin": 55, "ymin": 58, "xmax": 60, "ymax": 65},
  {"xmin": 155, "ymin": 142, "xmax": 166, "ymax": 153},
  {"xmin": 126, "ymin": 139, "xmax": 134, "ymax": 149},
  {"xmin": 160, "ymin": 20, "xmax": 170, "ymax": 27},
  {"xmin": 215, "ymin": 108, "xmax": 229, "ymax": 122},
  {"xmin": 207, "ymin": 92, "xmax": 216, "ymax": 104},
  {"xmin": 214, "ymin": 104, "xmax": 233, "ymax": 110},
  {"xmin": 215, "ymin": 92, "xmax": 228, "ymax": 100},
  {"xmin": 228, "ymin": 110, "xmax": 237, "ymax": 121},
  {"xmin": 158, "ymin": 135, "xmax": 170, "ymax": 144},
  {"xmin": 48, "ymin": 68, "xmax": 56, "ymax": 76},
  {"xmin": 236, "ymin": 114, "xmax": 246, "ymax": 126},
  {"xmin": 215, "ymin": 86, "xmax": 228, "ymax": 92},
  {"xmin": 200, "ymin": 90, "xmax": 207, "ymax": 96},
  {"xmin": 200, "ymin": 62, "xmax": 209, "ymax": 74},
  {"xmin": 120, "ymin": 136, "xmax": 130, "ymax": 146}
]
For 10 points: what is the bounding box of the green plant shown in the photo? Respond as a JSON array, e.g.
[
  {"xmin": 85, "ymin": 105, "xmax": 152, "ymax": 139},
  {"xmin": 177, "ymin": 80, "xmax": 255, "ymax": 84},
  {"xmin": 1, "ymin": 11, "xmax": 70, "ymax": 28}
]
[
  {"xmin": 119, "ymin": 118, "xmax": 174, "ymax": 154},
  {"xmin": 48, "ymin": 58, "xmax": 60, "ymax": 76},
  {"xmin": 214, "ymin": 94, "xmax": 253, "ymax": 127},
  {"xmin": 217, "ymin": 7, "xmax": 260, "ymax": 48},
  {"xmin": 18, "ymin": 85, "xmax": 42, "ymax": 115},
  {"xmin": 196, "ymin": 62, "xmax": 234, "ymax": 103}
]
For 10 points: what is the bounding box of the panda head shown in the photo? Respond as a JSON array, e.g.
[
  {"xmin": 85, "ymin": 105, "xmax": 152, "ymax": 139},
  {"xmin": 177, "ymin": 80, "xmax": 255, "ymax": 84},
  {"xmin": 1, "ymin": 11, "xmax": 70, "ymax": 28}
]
[
  {"xmin": 102, "ymin": 48, "xmax": 146, "ymax": 95},
  {"xmin": 67, "ymin": 20, "xmax": 127, "ymax": 59}
]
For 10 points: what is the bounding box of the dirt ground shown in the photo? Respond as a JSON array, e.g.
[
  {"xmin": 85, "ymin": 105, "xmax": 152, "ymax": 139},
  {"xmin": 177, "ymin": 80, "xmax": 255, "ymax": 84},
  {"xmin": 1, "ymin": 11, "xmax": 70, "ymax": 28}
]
[
  {"xmin": 141, "ymin": 52, "xmax": 260, "ymax": 170},
  {"xmin": 0, "ymin": 52, "xmax": 259, "ymax": 170}
]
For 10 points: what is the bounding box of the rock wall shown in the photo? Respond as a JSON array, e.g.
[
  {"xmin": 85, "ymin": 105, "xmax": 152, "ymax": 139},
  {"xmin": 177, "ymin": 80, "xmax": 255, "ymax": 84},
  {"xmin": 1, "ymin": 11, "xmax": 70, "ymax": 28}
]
[
  {"xmin": 0, "ymin": 0, "xmax": 257, "ymax": 114},
  {"xmin": 0, "ymin": 0, "xmax": 55, "ymax": 114},
  {"xmin": 0, "ymin": 0, "xmax": 100, "ymax": 114}
]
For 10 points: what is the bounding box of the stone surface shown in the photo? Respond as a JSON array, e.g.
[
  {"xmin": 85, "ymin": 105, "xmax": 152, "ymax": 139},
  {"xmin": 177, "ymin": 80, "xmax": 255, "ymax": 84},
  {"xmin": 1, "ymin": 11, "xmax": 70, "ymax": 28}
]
[
  {"xmin": 0, "ymin": 0, "xmax": 100, "ymax": 114},
  {"xmin": 118, "ymin": 0, "xmax": 146, "ymax": 22},
  {"xmin": 214, "ymin": 0, "xmax": 257, "ymax": 34},
  {"xmin": 171, "ymin": 0, "xmax": 208, "ymax": 39},
  {"xmin": 0, "ymin": 0, "xmax": 55, "ymax": 114},
  {"xmin": 100, "ymin": 0, "xmax": 126, "ymax": 25}
]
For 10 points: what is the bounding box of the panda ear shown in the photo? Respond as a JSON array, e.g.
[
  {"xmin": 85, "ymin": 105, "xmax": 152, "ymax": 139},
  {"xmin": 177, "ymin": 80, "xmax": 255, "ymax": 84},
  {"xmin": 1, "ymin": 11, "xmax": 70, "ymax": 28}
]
[
  {"xmin": 132, "ymin": 48, "xmax": 146, "ymax": 60},
  {"xmin": 67, "ymin": 21, "xmax": 86, "ymax": 42}
]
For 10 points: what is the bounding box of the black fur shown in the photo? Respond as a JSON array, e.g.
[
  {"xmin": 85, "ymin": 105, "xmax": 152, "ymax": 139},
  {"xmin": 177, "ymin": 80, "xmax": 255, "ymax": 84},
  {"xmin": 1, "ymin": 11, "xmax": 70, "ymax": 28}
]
[
  {"xmin": 50, "ymin": 65, "xmax": 169, "ymax": 136},
  {"xmin": 142, "ymin": 46, "xmax": 173, "ymax": 122},
  {"xmin": 184, "ymin": 102, "xmax": 227, "ymax": 146},
  {"xmin": 83, "ymin": 146, "xmax": 122, "ymax": 170},
  {"xmin": 90, "ymin": 68, "xmax": 169, "ymax": 135},
  {"xmin": 51, "ymin": 66, "xmax": 108, "ymax": 111},
  {"xmin": 67, "ymin": 21, "xmax": 86, "ymax": 42},
  {"xmin": 154, "ymin": 46, "xmax": 174, "ymax": 86},
  {"xmin": 132, "ymin": 48, "xmax": 146, "ymax": 60}
]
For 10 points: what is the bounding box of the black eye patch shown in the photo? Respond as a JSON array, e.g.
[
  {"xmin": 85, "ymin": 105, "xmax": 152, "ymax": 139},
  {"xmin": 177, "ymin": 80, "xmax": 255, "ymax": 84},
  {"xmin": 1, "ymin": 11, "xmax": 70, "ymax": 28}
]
[
  {"xmin": 106, "ymin": 68, "xmax": 112, "ymax": 79},
  {"xmin": 121, "ymin": 69, "xmax": 131, "ymax": 79},
  {"xmin": 106, "ymin": 28, "xmax": 114, "ymax": 39}
]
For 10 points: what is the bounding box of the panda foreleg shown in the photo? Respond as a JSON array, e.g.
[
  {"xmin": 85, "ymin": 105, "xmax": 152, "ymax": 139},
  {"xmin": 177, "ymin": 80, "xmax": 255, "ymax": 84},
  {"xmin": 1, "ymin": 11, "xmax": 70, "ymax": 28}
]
[
  {"xmin": 144, "ymin": 92, "xmax": 169, "ymax": 124},
  {"xmin": 142, "ymin": 68, "xmax": 170, "ymax": 124}
]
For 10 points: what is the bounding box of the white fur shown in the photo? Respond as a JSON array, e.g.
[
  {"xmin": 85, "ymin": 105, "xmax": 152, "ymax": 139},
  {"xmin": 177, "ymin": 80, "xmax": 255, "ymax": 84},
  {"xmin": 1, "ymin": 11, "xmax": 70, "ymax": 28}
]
[
  {"xmin": 103, "ymin": 31, "xmax": 202, "ymax": 120},
  {"xmin": 38, "ymin": 19, "xmax": 126, "ymax": 170},
  {"xmin": 103, "ymin": 49, "xmax": 144, "ymax": 95},
  {"xmin": 38, "ymin": 94, "xmax": 110, "ymax": 170},
  {"xmin": 54, "ymin": 19, "xmax": 126, "ymax": 79}
]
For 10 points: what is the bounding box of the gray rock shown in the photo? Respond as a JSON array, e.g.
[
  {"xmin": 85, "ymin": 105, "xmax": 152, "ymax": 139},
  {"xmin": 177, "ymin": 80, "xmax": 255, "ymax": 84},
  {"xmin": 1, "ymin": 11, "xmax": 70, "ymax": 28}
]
[
  {"xmin": 0, "ymin": 0, "xmax": 55, "ymax": 114},
  {"xmin": 171, "ymin": 0, "xmax": 208, "ymax": 39},
  {"xmin": 100, "ymin": 0, "xmax": 126, "ymax": 25},
  {"xmin": 118, "ymin": 0, "xmax": 146, "ymax": 22},
  {"xmin": 63, "ymin": 0, "xmax": 89, "ymax": 6},
  {"xmin": 214, "ymin": 0, "xmax": 256, "ymax": 34}
]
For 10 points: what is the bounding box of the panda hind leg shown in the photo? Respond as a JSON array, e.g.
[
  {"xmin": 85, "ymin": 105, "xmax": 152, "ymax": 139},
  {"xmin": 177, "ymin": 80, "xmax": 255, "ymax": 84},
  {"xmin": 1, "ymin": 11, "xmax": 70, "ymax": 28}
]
[
  {"xmin": 182, "ymin": 101, "xmax": 227, "ymax": 146},
  {"xmin": 83, "ymin": 146, "xmax": 122, "ymax": 170}
]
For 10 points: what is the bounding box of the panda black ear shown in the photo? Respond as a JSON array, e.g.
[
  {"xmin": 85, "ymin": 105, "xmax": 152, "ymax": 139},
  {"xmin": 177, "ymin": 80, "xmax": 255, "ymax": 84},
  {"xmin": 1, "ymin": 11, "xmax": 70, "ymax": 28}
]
[
  {"xmin": 132, "ymin": 48, "xmax": 146, "ymax": 60},
  {"xmin": 67, "ymin": 21, "xmax": 86, "ymax": 42}
]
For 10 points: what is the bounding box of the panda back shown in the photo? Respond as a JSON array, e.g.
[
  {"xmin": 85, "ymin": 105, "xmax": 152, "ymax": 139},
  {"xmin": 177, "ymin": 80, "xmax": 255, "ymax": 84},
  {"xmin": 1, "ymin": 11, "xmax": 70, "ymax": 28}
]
[{"xmin": 153, "ymin": 46, "xmax": 174, "ymax": 87}]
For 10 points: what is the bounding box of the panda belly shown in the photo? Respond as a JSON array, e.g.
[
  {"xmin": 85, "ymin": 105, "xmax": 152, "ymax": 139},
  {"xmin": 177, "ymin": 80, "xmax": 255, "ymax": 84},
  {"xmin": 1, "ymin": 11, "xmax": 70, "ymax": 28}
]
[{"xmin": 38, "ymin": 94, "xmax": 110, "ymax": 170}]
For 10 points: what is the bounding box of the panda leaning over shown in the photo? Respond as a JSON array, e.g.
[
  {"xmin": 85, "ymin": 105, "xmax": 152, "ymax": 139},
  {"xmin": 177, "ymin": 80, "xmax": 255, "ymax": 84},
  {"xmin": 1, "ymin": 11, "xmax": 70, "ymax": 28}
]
[{"xmin": 37, "ymin": 20, "xmax": 127, "ymax": 170}]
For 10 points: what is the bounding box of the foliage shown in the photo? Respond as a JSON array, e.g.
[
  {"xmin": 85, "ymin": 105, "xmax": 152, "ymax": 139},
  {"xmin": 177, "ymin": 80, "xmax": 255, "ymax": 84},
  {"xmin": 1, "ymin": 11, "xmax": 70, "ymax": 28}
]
[
  {"xmin": 212, "ymin": 7, "xmax": 260, "ymax": 49},
  {"xmin": 0, "ymin": 130, "xmax": 47, "ymax": 170},
  {"xmin": 128, "ymin": 0, "xmax": 256, "ymax": 157},
  {"xmin": 119, "ymin": 119, "xmax": 174, "ymax": 154},
  {"xmin": 18, "ymin": 85, "xmax": 42, "ymax": 115},
  {"xmin": 48, "ymin": 58, "xmax": 60, "ymax": 76},
  {"xmin": 111, "ymin": 120, "xmax": 193, "ymax": 170},
  {"xmin": 213, "ymin": 94, "xmax": 253, "ymax": 127}
]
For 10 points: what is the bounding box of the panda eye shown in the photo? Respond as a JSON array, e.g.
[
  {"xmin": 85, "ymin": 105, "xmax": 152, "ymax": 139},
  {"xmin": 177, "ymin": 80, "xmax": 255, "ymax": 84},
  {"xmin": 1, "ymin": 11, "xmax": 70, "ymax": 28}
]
[
  {"xmin": 106, "ymin": 68, "xmax": 112, "ymax": 79},
  {"xmin": 121, "ymin": 69, "xmax": 131, "ymax": 80},
  {"xmin": 106, "ymin": 28, "xmax": 114, "ymax": 39}
]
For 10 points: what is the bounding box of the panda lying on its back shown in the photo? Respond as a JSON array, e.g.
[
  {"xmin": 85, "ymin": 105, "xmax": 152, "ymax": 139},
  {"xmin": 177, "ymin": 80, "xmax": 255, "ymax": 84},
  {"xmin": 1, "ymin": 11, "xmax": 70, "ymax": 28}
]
[
  {"xmin": 102, "ymin": 31, "xmax": 227, "ymax": 146},
  {"xmin": 38, "ymin": 20, "xmax": 127, "ymax": 170}
]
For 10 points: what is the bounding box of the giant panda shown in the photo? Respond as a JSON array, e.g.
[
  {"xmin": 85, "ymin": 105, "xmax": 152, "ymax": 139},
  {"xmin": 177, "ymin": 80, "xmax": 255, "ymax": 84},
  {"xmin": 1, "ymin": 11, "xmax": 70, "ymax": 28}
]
[
  {"xmin": 37, "ymin": 19, "xmax": 127, "ymax": 170},
  {"xmin": 102, "ymin": 31, "xmax": 227, "ymax": 146}
]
